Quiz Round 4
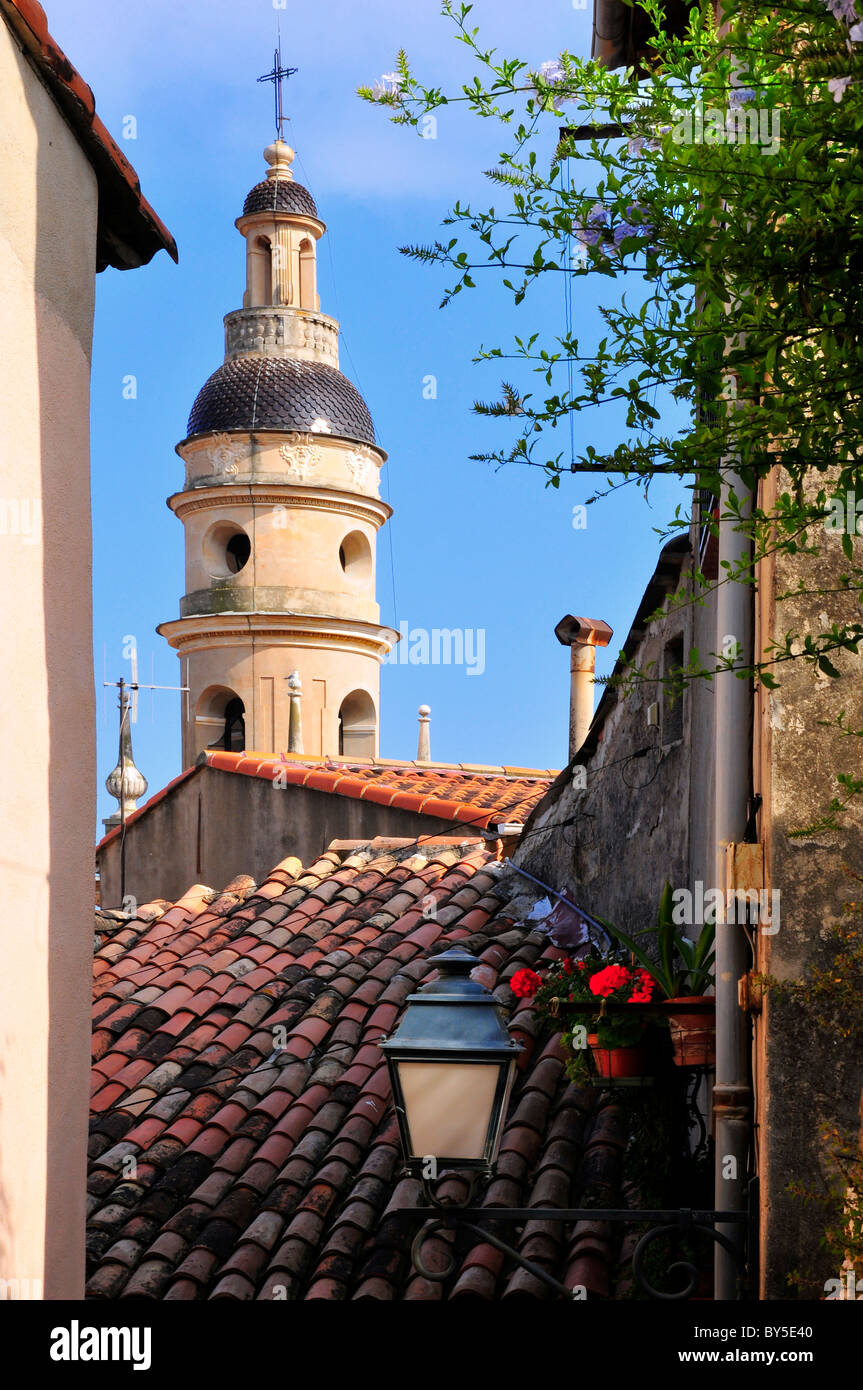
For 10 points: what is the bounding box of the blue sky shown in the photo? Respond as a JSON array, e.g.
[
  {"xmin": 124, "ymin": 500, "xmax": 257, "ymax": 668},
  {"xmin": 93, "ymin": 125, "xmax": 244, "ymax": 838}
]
[{"xmin": 43, "ymin": 0, "xmax": 688, "ymax": 828}]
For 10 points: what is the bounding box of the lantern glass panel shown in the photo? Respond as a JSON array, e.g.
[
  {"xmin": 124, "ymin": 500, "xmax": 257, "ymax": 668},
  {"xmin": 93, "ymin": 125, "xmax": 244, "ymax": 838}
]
[{"xmin": 398, "ymin": 1060, "xmax": 501, "ymax": 1160}]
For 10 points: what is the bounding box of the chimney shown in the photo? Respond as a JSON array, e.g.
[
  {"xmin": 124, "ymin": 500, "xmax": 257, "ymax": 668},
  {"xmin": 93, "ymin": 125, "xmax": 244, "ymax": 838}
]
[
  {"xmin": 554, "ymin": 615, "xmax": 613, "ymax": 760},
  {"xmin": 417, "ymin": 704, "xmax": 431, "ymax": 761}
]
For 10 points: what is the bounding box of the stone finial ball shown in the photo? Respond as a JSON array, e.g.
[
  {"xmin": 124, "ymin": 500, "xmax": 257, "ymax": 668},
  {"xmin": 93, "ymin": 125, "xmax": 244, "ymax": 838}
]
[
  {"xmin": 418, "ymin": 705, "xmax": 431, "ymax": 717},
  {"xmin": 264, "ymin": 140, "xmax": 295, "ymax": 168}
]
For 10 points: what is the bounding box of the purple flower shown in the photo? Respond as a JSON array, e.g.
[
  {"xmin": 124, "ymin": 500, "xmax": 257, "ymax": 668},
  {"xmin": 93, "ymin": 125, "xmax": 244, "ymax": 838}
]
[
  {"xmin": 538, "ymin": 59, "xmax": 565, "ymax": 84},
  {"xmin": 828, "ymin": 75, "xmax": 852, "ymax": 102},
  {"xmin": 613, "ymin": 221, "xmax": 639, "ymax": 245},
  {"xmin": 371, "ymin": 72, "xmax": 404, "ymax": 100},
  {"xmin": 575, "ymin": 201, "xmax": 610, "ymax": 246},
  {"xmin": 824, "ymin": 0, "xmax": 859, "ymax": 22}
]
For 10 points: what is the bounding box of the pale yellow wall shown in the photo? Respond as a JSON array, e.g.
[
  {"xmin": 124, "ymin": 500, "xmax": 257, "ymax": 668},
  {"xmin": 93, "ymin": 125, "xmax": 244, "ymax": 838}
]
[
  {"xmin": 166, "ymin": 433, "xmax": 393, "ymax": 763},
  {"xmin": 0, "ymin": 25, "xmax": 98, "ymax": 1299},
  {"xmin": 182, "ymin": 499, "xmax": 378, "ymax": 614},
  {"xmin": 178, "ymin": 432, "xmax": 386, "ymax": 496},
  {"xmin": 240, "ymin": 213, "xmax": 323, "ymax": 310},
  {"xmin": 180, "ymin": 637, "xmax": 383, "ymax": 764}
]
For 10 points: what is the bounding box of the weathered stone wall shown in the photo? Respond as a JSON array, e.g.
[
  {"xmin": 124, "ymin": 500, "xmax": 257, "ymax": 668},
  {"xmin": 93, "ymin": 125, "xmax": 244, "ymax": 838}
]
[
  {"xmin": 757, "ymin": 472, "xmax": 863, "ymax": 1297},
  {"xmin": 97, "ymin": 766, "xmax": 465, "ymax": 907},
  {"xmin": 516, "ymin": 540, "xmax": 717, "ymax": 940}
]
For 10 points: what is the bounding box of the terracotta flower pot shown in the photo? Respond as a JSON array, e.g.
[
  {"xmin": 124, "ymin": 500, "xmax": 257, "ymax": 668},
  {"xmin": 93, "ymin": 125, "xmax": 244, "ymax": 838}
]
[
  {"xmin": 587, "ymin": 1033, "xmax": 649, "ymax": 1079},
  {"xmin": 666, "ymin": 996, "xmax": 716, "ymax": 1067}
]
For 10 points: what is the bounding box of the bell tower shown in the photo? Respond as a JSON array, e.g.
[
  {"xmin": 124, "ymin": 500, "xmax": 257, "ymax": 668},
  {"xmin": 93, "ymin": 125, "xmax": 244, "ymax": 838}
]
[{"xmin": 158, "ymin": 138, "xmax": 396, "ymax": 765}]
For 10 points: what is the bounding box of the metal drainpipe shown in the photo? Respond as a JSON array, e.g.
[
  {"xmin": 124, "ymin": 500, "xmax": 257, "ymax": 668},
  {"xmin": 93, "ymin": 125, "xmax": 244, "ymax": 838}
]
[{"xmin": 713, "ymin": 475, "xmax": 754, "ymax": 1300}]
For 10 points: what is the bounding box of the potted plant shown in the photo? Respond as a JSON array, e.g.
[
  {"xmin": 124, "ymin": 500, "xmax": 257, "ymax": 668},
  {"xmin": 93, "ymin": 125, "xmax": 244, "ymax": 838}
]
[
  {"xmin": 596, "ymin": 884, "xmax": 716, "ymax": 1067},
  {"xmin": 515, "ymin": 952, "xmax": 660, "ymax": 1081}
]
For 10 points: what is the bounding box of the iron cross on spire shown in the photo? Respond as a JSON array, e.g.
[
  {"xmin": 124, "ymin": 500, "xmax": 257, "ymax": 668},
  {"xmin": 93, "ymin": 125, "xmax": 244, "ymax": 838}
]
[{"xmin": 258, "ymin": 39, "xmax": 297, "ymax": 142}]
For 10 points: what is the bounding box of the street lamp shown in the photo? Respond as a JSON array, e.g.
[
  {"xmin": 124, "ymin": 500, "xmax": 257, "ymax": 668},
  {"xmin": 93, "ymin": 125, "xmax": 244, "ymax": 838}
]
[
  {"xmin": 381, "ymin": 947, "xmax": 749, "ymax": 1300},
  {"xmin": 379, "ymin": 947, "xmax": 522, "ymax": 1173}
]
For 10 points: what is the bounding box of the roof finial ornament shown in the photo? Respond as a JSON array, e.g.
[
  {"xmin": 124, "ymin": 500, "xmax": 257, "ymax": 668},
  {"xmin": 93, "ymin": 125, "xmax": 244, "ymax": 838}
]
[
  {"xmin": 103, "ymin": 679, "xmax": 148, "ymax": 832},
  {"xmin": 263, "ymin": 138, "xmax": 295, "ymax": 184},
  {"xmin": 417, "ymin": 705, "xmax": 431, "ymax": 762},
  {"xmin": 288, "ymin": 671, "xmax": 304, "ymax": 754}
]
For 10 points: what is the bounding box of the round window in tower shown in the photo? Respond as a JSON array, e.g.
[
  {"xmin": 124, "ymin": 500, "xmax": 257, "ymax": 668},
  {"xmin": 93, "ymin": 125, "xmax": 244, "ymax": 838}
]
[
  {"xmin": 203, "ymin": 521, "xmax": 251, "ymax": 578},
  {"xmin": 338, "ymin": 530, "xmax": 372, "ymax": 585}
]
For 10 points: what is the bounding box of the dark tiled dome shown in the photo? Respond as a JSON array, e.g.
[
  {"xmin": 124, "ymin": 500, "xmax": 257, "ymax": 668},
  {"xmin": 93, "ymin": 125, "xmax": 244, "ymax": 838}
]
[
  {"xmin": 242, "ymin": 178, "xmax": 317, "ymax": 219},
  {"xmin": 186, "ymin": 357, "xmax": 375, "ymax": 445}
]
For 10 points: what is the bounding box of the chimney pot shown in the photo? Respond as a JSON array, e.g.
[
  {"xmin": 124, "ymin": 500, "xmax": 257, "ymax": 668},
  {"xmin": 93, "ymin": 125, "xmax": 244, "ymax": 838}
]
[
  {"xmin": 554, "ymin": 615, "xmax": 613, "ymax": 759},
  {"xmin": 417, "ymin": 705, "xmax": 431, "ymax": 762}
]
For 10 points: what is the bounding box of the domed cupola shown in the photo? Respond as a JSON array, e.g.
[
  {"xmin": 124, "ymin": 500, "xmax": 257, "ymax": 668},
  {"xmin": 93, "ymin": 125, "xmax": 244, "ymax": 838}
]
[
  {"xmin": 158, "ymin": 136, "xmax": 397, "ymax": 768},
  {"xmin": 242, "ymin": 174, "xmax": 318, "ymax": 219},
  {"xmin": 182, "ymin": 139, "xmax": 376, "ymax": 449},
  {"xmin": 186, "ymin": 353, "xmax": 376, "ymax": 446}
]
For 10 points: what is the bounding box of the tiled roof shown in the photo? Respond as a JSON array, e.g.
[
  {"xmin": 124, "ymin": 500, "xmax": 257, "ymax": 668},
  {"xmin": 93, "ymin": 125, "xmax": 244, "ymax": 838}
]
[
  {"xmin": 205, "ymin": 751, "xmax": 555, "ymax": 827},
  {"xmin": 1, "ymin": 0, "xmax": 177, "ymax": 270},
  {"xmin": 96, "ymin": 753, "xmax": 556, "ymax": 852},
  {"xmin": 185, "ymin": 357, "xmax": 375, "ymax": 444},
  {"xmin": 242, "ymin": 178, "xmax": 317, "ymax": 219},
  {"xmin": 87, "ymin": 841, "xmax": 626, "ymax": 1300}
]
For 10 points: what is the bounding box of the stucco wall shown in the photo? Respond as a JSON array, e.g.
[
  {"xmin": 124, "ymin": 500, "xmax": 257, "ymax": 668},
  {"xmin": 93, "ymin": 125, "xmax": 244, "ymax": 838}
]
[
  {"xmin": 97, "ymin": 767, "xmax": 468, "ymax": 908},
  {"xmin": 0, "ymin": 23, "xmax": 98, "ymax": 1298}
]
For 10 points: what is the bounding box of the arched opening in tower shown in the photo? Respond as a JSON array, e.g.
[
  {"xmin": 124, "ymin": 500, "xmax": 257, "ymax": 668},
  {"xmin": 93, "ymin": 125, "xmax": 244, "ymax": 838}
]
[
  {"xmin": 196, "ymin": 686, "xmax": 247, "ymax": 757},
  {"xmin": 298, "ymin": 238, "xmax": 316, "ymax": 310},
  {"xmin": 221, "ymin": 698, "xmax": 246, "ymax": 751},
  {"xmin": 338, "ymin": 689, "xmax": 376, "ymax": 758},
  {"xmin": 250, "ymin": 235, "xmax": 272, "ymax": 305}
]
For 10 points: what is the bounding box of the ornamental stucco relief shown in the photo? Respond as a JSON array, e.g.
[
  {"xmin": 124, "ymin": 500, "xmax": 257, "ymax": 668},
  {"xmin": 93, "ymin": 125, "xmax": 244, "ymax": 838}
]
[
  {"xmin": 209, "ymin": 434, "xmax": 247, "ymax": 477},
  {"xmin": 346, "ymin": 445, "xmax": 376, "ymax": 491},
  {"xmin": 279, "ymin": 432, "xmax": 322, "ymax": 481}
]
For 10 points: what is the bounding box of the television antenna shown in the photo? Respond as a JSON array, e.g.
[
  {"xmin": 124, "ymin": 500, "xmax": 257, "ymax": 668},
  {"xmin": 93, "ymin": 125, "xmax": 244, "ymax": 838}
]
[{"xmin": 103, "ymin": 644, "xmax": 188, "ymax": 904}]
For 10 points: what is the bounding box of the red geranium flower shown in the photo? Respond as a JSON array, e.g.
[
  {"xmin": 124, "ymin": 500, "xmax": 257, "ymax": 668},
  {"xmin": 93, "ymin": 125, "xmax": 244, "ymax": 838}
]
[
  {"xmin": 630, "ymin": 969, "xmax": 656, "ymax": 1003},
  {"xmin": 510, "ymin": 967, "xmax": 542, "ymax": 998},
  {"xmin": 589, "ymin": 963, "xmax": 631, "ymax": 997}
]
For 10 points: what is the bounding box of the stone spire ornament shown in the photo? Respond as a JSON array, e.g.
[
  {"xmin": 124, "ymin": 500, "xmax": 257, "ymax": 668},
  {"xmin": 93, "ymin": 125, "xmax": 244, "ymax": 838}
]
[
  {"xmin": 417, "ymin": 705, "xmax": 431, "ymax": 762},
  {"xmin": 263, "ymin": 138, "xmax": 296, "ymax": 183},
  {"xmin": 287, "ymin": 671, "xmax": 304, "ymax": 754},
  {"xmin": 103, "ymin": 680, "xmax": 148, "ymax": 831}
]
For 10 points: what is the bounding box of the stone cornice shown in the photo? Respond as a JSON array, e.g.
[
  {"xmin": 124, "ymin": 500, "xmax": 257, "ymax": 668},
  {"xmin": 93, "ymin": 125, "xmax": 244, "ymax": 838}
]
[
  {"xmin": 166, "ymin": 483, "xmax": 392, "ymax": 528},
  {"xmin": 157, "ymin": 612, "xmax": 399, "ymax": 659},
  {"xmin": 235, "ymin": 208, "xmax": 326, "ymax": 239},
  {"xmin": 174, "ymin": 429, "xmax": 389, "ymax": 468}
]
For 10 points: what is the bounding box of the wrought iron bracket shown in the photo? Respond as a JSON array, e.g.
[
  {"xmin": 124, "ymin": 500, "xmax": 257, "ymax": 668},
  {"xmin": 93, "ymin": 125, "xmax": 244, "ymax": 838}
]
[{"xmin": 397, "ymin": 1180, "xmax": 749, "ymax": 1300}]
